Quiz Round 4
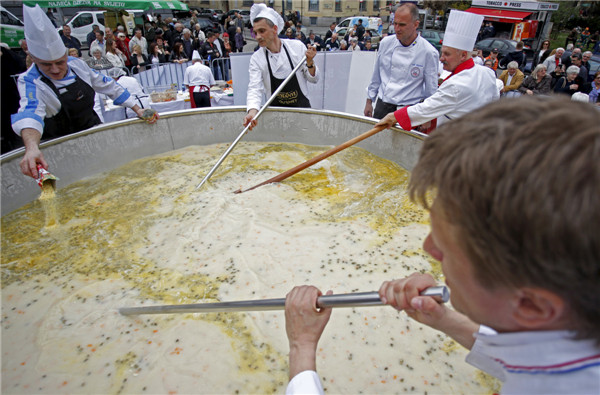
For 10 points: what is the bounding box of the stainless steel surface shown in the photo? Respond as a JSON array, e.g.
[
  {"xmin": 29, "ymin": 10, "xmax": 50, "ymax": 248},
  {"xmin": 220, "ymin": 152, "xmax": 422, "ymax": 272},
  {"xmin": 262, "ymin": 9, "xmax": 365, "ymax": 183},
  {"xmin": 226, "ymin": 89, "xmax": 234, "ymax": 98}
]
[
  {"xmin": 195, "ymin": 56, "xmax": 308, "ymax": 190},
  {"xmin": 419, "ymin": 285, "xmax": 450, "ymax": 303},
  {"xmin": 1, "ymin": 107, "xmax": 425, "ymax": 216},
  {"xmin": 118, "ymin": 286, "xmax": 448, "ymax": 315}
]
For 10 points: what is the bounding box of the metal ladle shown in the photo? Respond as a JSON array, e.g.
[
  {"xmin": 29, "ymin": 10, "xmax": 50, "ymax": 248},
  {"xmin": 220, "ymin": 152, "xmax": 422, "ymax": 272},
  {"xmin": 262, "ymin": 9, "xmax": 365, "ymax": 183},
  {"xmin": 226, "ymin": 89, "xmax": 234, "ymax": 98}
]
[
  {"xmin": 119, "ymin": 286, "xmax": 449, "ymax": 315},
  {"xmin": 195, "ymin": 56, "xmax": 308, "ymax": 190}
]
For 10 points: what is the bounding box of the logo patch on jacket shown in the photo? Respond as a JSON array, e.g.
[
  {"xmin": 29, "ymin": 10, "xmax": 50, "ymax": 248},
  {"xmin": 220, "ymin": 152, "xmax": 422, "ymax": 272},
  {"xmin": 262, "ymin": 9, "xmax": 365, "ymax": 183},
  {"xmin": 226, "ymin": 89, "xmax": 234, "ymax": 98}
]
[{"xmin": 410, "ymin": 66, "xmax": 421, "ymax": 78}]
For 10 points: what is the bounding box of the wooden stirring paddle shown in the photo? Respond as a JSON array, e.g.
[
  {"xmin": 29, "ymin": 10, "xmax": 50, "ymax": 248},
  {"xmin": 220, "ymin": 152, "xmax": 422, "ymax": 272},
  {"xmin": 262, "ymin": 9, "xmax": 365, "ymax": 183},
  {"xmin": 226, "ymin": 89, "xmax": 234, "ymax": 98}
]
[{"xmin": 234, "ymin": 124, "xmax": 388, "ymax": 194}]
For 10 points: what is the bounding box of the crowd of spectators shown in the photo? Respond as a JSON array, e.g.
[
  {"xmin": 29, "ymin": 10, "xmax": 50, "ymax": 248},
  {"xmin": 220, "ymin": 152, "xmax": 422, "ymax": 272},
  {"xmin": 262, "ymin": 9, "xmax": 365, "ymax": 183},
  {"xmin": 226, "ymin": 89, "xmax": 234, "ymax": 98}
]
[
  {"xmin": 472, "ymin": 39, "xmax": 598, "ymax": 105},
  {"xmin": 50, "ymin": 9, "xmax": 250, "ymax": 80},
  {"xmin": 276, "ymin": 20, "xmax": 381, "ymax": 52}
]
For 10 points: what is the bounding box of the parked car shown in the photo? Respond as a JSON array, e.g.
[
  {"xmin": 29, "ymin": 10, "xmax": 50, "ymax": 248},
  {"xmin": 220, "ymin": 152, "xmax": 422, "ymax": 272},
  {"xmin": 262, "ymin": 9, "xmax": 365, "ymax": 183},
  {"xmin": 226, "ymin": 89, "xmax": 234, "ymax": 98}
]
[
  {"xmin": 60, "ymin": 10, "xmax": 106, "ymax": 47},
  {"xmin": 475, "ymin": 37, "xmax": 532, "ymax": 60},
  {"xmin": 0, "ymin": 6, "xmax": 24, "ymax": 49},
  {"xmin": 198, "ymin": 8, "xmax": 223, "ymax": 22},
  {"xmin": 194, "ymin": 17, "xmax": 220, "ymax": 33},
  {"xmin": 420, "ymin": 29, "xmax": 444, "ymax": 51},
  {"xmin": 587, "ymin": 53, "xmax": 600, "ymax": 82},
  {"xmin": 335, "ymin": 16, "xmax": 382, "ymax": 34},
  {"xmin": 239, "ymin": 10, "xmax": 251, "ymax": 27},
  {"xmin": 225, "ymin": 9, "xmax": 251, "ymax": 27}
]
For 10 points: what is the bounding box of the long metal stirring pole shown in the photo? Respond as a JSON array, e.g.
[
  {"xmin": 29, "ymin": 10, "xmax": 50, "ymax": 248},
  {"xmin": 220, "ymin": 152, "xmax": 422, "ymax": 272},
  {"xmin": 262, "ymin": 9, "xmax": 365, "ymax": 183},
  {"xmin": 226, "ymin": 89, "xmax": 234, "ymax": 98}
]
[
  {"xmin": 118, "ymin": 286, "xmax": 449, "ymax": 316},
  {"xmin": 195, "ymin": 56, "xmax": 308, "ymax": 190}
]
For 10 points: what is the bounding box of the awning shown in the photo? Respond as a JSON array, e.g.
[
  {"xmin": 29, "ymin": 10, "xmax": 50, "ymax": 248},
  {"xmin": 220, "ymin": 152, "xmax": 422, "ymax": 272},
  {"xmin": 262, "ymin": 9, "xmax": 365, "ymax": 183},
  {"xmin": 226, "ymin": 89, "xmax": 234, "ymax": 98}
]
[
  {"xmin": 465, "ymin": 7, "xmax": 531, "ymax": 24},
  {"xmin": 23, "ymin": 1, "xmax": 189, "ymax": 11}
]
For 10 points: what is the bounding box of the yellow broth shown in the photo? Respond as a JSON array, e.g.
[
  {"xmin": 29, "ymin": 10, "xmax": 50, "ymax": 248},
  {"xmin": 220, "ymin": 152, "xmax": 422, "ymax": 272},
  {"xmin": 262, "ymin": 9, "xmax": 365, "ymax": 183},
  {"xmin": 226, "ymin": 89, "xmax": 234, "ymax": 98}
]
[{"xmin": 1, "ymin": 142, "xmax": 498, "ymax": 394}]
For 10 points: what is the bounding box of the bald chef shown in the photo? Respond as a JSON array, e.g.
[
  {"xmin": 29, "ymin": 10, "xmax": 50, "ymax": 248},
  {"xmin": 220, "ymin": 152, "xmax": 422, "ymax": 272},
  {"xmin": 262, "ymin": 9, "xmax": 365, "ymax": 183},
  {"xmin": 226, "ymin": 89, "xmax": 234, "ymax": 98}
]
[
  {"xmin": 11, "ymin": 5, "xmax": 157, "ymax": 179},
  {"xmin": 243, "ymin": 3, "xmax": 319, "ymax": 130},
  {"xmin": 376, "ymin": 10, "xmax": 499, "ymax": 133}
]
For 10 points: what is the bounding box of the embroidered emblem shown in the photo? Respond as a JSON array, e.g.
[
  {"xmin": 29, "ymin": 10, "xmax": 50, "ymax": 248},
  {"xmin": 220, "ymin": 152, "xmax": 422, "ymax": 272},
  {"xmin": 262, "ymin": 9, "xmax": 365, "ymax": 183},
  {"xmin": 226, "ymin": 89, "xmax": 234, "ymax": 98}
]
[{"xmin": 410, "ymin": 66, "xmax": 421, "ymax": 78}]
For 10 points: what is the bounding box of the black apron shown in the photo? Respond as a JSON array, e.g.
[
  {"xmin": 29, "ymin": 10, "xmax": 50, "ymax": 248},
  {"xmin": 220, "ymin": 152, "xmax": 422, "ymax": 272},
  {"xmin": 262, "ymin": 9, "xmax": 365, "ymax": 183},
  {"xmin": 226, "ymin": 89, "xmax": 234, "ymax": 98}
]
[
  {"xmin": 39, "ymin": 67, "xmax": 101, "ymax": 141},
  {"xmin": 265, "ymin": 43, "xmax": 311, "ymax": 108}
]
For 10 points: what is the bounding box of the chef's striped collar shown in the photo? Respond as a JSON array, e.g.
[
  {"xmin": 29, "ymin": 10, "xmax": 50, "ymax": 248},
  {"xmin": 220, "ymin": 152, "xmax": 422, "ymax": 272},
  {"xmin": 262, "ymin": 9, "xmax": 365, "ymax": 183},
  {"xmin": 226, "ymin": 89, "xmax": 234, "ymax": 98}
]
[{"xmin": 398, "ymin": 36, "xmax": 418, "ymax": 48}]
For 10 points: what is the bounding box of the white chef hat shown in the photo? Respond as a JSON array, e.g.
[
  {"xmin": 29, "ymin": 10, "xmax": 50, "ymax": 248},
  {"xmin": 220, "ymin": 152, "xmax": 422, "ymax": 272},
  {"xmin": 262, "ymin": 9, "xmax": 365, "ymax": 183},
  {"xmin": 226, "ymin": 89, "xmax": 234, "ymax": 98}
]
[
  {"xmin": 443, "ymin": 10, "xmax": 484, "ymax": 52},
  {"xmin": 23, "ymin": 4, "xmax": 67, "ymax": 61},
  {"xmin": 250, "ymin": 4, "xmax": 284, "ymax": 32},
  {"xmin": 192, "ymin": 50, "xmax": 202, "ymax": 61}
]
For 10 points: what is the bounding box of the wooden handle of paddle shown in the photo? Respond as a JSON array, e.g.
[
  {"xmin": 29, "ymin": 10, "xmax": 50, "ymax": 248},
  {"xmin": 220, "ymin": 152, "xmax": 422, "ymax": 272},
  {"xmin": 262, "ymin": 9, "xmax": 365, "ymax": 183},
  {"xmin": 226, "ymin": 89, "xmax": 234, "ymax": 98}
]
[{"xmin": 235, "ymin": 124, "xmax": 387, "ymax": 194}]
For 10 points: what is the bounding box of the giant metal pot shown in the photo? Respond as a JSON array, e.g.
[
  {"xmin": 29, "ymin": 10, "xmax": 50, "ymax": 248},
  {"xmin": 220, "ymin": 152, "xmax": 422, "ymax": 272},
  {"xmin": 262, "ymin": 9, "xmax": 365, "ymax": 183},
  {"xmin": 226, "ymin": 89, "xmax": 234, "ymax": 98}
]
[{"xmin": 1, "ymin": 107, "xmax": 424, "ymax": 216}]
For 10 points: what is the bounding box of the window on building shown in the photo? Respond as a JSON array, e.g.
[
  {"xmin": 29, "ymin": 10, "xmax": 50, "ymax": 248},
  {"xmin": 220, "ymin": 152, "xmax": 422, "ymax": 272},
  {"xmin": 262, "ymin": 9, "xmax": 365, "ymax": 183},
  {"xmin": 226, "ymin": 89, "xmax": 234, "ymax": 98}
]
[
  {"xmin": 359, "ymin": 0, "xmax": 367, "ymax": 12},
  {"xmin": 335, "ymin": 0, "xmax": 342, "ymax": 12},
  {"xmin": 243, "ymin": 0, "xmax": 253, "ymax": 6},
  {"xmin": 286, "ymin": 0, "xmax": 293, "ymax": 11},
  {"xmin": 309, "ymin": 0, "xmax": 319, "ymax": 12},
  {"xmin": 373, "ymin": 0, "xmax": 380, "ymax": 12}
]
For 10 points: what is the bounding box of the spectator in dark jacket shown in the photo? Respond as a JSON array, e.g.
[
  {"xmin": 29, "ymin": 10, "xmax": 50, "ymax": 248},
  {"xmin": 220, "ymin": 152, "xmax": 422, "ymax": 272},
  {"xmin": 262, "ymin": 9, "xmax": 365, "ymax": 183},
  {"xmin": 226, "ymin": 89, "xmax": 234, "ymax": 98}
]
[
  {"xmin": 227, "ymin": 20, "xmax": 237, "ymax": 40},
  {"xmin": 304, "ymin": 31, "xmax": 324, "ymax": 51},
  {"xmin": 130, "ymin": 44, "xmax": 150, "ymax": 74},
  {"xmin": 554, "ymin": 65, "xmax": 584, "ymax": 96},
  {"xmin": 170, "ymin": 42, "xmax": 188, "ymax": 64},
  {"xmin": 324, "ymin": 22, "xmax": 336, "ymax": 41},
  {"xmin": 200, "ymin": 32, "xmax": 222, "ymax": 78},
  {"xmin": 324, "ymin": 32, "xmax": 340, "ymax": 51},
  {"xmin": 86, "ymin": 25, "xmax": 100, "ymax": 49},
  {"xmin": 234, "ymin": 27, "xmax": 245, "ymax": 52},
  {"xmin": 180, "ymin": 28, "xmax": 195, "ymax": 60},
  {"xmin": 532, "ymin": 40, "xmax": 550, "ymax": 69},
  {"xmin": 148, "ymin": 42, "xmax": 167, "ymax": 64},
  {"xmin": 569, "ymin": 52, "xmax": 589, "ymax": 82},
  {"xmin": 61, "ymin": 25, "xmax": 82, "ymax": 57},
  {"xmin": 517, "ymin": 64, "xmax": 552, "ymax": 96},
  {"xmin": 356, "ymin": 19, "xmax": 365, "ymax": 41},
  {"xmin": 500, "ymin": 41, "xmax": 526, "ymax": 70}
]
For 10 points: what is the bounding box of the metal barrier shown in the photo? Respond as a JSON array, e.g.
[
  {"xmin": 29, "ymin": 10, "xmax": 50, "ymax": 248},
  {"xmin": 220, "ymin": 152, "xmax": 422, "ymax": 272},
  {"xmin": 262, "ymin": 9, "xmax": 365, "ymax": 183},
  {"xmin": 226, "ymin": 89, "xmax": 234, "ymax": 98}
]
[
  {"xmin": 210, "ymin": 58, "xmax": 231, "ymax": 81},
  {"xmin": 10, "ymin": 60, "xmax": 231, "ymax": 92},
  {"xmin": 133, "ymin": 59, "xmax": 232, "ymax": 89}
]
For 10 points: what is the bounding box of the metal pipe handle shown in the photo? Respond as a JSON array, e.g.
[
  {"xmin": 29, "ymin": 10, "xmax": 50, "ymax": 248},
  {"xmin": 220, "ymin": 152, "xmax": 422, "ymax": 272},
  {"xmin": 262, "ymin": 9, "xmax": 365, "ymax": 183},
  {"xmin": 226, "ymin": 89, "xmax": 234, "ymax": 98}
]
[
  {"xmin": 119, "ymin": 285, "xmax": 449, "ymax": 316},
  {"xmin": 195, "ymin": 56, "xmax": 308, "ymax": 190}
]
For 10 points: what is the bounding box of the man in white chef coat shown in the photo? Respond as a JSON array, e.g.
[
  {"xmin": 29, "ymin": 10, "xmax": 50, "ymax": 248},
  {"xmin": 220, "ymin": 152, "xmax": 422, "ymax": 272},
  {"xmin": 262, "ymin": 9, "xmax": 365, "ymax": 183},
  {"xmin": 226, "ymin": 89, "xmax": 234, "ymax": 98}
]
[
  {"xmin": 375, "ymin": 10, "xmax": 499, "ymax": 133},
  {"xmin": 364, "ymin": 2, "xmax": 439, "ymax": 119},
  {"xmin": 243, "ymin": 3, "xmax": 318, "ymax": 130},
  {"xmin": 11, "ymin": 4, "xmax": 157, "ymax": 179},
  {"xmin": 184, "ymin": 50, "xmax": 215, "ymax": 108}
]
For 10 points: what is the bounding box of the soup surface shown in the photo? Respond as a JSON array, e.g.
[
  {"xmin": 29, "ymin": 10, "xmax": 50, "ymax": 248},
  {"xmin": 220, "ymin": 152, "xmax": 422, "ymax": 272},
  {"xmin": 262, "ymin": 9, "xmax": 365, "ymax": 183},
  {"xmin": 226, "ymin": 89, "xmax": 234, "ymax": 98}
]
[{"xmin": 1, "ymin": 142, "xmax": 498, "ymax": 394}]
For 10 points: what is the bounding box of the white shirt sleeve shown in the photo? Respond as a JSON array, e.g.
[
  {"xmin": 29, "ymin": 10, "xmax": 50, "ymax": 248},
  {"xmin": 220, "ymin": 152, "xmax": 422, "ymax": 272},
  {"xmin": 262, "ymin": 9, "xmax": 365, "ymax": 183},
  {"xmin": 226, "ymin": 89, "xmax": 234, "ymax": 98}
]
[
  {"xmin": 83, "ymin": 64, "xmax": 136, "ymax": 108},
  {"xmin": 183, "ymin": 68, "xmax": 191, "ymax": 86},
  {"xmin": 12, "ymin": 74, "xmax": 48, "ymax": 136},
  {"xmin": 246, "ymin": 51, "xmax": 268, "ymax": 112},
  {"xmin": 285, "ymin": 370, "xmax": 324, "ymax": 395},
  {"xmin": 407, "ymin": 80, "xmax": 460, "ymax": 126}
]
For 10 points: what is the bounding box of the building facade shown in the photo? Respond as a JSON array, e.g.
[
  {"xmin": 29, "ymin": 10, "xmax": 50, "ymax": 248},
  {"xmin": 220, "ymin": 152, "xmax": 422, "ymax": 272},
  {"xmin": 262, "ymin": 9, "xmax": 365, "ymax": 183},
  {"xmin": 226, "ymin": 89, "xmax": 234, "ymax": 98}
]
[{"xmin": 188, "ymin": 0, "xmax": 394, "ymax": 26}]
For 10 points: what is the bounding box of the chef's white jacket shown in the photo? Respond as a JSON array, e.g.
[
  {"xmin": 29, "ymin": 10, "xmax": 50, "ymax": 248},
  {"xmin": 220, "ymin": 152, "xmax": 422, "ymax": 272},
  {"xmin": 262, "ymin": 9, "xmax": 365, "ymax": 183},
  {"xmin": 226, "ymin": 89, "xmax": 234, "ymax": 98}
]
[
  {"xmin": 246, "ymin": 39, "xmax": 319, "ymax": 112},
  {"xmin": 394, "ymin": 59, "xmax": 499, "ymax": 130},
  {"xmin": 12, "ymin": 56, "xmax": 136, "ymax": 137},
  {"xmin": 366, "ymin": 34, "xmax": 439, "ymax": 106}
]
